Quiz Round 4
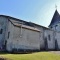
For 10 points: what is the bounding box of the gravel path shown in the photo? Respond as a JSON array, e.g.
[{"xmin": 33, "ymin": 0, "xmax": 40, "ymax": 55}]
[{"xmin": 49, "ymin": 51, "xmax": 60, "ymax": 55}]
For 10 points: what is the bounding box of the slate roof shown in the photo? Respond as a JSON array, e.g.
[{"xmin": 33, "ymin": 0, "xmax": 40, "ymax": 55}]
[
  {"xmin": 49, "ymin": 10, "xmax": 60, "ymax": 27},
  {"xmin": 0, "ymin": 15, "xmax": 49, "ymax": 29}
]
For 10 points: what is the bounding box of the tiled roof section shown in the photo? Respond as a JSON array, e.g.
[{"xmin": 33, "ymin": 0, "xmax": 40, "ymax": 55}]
[
  {"xmin": 49, "ymin": 10, "xmax": 60, "ymax": 27},
  {"xmin": 9, "ymin": 19, "xmax": 40, "ymax": 32}
]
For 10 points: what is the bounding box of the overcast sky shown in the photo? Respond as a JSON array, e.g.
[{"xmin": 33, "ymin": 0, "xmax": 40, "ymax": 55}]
[{"xmin": 0, "ymin": 0, "xmax": 60, "ymax": 27}]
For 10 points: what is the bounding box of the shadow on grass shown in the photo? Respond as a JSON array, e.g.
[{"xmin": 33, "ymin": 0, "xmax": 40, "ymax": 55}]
[
  {"xmin": 0, "ymin": 50, "xmax": 59, "ymax": 55},
  {"xmin": 0, "ymin": 51, "xmax": 10, "ymax": 55},
  {"xmin": 0, "ymin": 51, "xmax": 39, "ymax": 55}
]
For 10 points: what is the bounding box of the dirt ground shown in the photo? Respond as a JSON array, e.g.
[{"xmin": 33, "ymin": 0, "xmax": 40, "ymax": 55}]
[{"xmin": 0, "ymin": 57, "xmax": 8, "ymax": 60}]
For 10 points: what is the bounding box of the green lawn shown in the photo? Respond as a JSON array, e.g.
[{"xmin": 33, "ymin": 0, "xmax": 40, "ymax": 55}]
[{"xmin": 0, "ymin": 52, "xmax": 60, "ymax": 60}]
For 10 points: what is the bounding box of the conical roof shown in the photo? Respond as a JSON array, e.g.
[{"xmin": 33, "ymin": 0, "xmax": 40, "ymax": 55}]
[{"xmin": 49, "ymin": 10, "xmax": 60, "ymax": 27}]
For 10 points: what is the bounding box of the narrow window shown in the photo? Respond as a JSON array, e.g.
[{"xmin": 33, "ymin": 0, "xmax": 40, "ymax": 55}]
[
  {"xmin": 48, "ymin": 35, "xmax": 51, "ymax": 41},
  {"xmin": 8, "ymin": 32, "xmax": 10, "ymax": 39},
  {"xmin": 0, "ymin": 29, "xmax": 3, "ymax": 34},
  {"xmin": 51, "ymin": 26, "xmax": 52, "ymax": 29}
]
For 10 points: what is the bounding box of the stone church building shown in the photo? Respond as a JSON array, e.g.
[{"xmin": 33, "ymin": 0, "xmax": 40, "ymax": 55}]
[{"xmin": 0, "ymin": 9, "xmax": 60, "ymax": 52}]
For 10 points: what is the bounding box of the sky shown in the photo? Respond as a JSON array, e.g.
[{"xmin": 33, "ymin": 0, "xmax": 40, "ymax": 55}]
[{"xmin": 0, "ymin": 0, "xmax": 60, "ymax": 27}]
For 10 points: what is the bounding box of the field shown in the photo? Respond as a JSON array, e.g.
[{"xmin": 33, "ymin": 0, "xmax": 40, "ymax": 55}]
[{"xmin": 0, "ymin": 52, "xmax": 60, "ymax": 60}]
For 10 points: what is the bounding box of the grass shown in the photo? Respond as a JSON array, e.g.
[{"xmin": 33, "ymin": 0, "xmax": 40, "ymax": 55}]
[{"xmin": 0, "ymin": 52, "xmax": 60, "ymax": 60}]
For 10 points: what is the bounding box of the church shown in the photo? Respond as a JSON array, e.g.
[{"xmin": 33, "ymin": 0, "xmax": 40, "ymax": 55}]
[{"xmin": 0, "ymin": 9, "xmax": 60, "ymax": 52}]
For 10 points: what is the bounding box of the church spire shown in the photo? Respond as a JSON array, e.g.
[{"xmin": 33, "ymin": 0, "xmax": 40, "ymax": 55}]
[{"xmin": 49, "ymin": 7, "xmax": 60, "ymax": 27}]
